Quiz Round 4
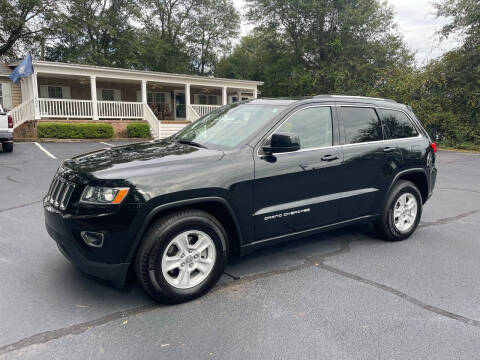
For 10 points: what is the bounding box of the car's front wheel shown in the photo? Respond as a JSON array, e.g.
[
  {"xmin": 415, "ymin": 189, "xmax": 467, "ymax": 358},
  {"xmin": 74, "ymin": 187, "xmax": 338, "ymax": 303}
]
[
  {"xmin": 375, "ymin": 180, "xmax": 423, "ymax": 241},
  {"xmin": 135, "ymin": 209, "xmax": 228, "ymax": 304}
]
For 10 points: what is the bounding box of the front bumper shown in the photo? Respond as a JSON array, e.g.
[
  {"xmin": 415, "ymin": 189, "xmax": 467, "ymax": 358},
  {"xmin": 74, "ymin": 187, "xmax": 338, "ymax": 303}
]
[{"xmin": 44, "ymin": 203, "xmax": 148, "ymax": 287}]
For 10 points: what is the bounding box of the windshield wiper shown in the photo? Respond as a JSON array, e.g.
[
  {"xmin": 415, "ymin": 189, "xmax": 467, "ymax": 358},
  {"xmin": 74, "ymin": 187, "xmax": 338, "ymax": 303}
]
[{"xmin": 176, "ymin": 139, "xmax": 207, "ymax": 149}]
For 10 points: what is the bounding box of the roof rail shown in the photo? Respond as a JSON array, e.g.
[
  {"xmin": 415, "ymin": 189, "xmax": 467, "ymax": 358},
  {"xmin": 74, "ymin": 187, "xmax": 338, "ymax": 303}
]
[{"xmin": 313, "ymin": 95, "xmax": 397, "ymax": 103}]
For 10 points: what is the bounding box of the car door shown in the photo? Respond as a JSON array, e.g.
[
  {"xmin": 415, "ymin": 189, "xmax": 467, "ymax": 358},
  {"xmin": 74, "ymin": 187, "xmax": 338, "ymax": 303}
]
[
  {"xmin": 337, "ymin": 105, "xmax": 403, "ymax": 221},
  {"xmin": 253, "ymin": 105, "xmax": 344, "ymax": 241}
]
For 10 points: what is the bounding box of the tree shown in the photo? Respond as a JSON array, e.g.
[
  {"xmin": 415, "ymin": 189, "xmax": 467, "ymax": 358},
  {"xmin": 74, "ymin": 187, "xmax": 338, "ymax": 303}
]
[
  {"xmin": 46, "ymin": 0, "xmax": 141, "ymax": 67},
  {"xmin": 218, "ymin": 0, "xmax": 413, "ymax": 97},
  {"xmin": 142, "ymin": 0, "xmax": 240, "ymax": 75},
  {"xmin": 187, "ymin": 0, "xmax": 240, "ymax": 75},
  {"xmin": 0, "ymin": 0, "xmax": 59, "ymax": 60},
  {"xmin": 435, "ymin": 0, "xmax": 480, "ymax": 48}
]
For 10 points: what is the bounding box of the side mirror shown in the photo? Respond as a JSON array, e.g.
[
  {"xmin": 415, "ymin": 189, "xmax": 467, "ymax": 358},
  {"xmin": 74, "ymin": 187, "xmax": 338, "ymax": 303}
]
[{"xmin": 263, "ymin": 132, "xmax": 300, "ymax": 155}]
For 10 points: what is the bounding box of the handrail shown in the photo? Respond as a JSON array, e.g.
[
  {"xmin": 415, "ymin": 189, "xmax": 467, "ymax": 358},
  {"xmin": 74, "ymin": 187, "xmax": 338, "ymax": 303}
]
[
  {"xmin": 143, "ymin": 103, "xmax": 160, "ymax": 139},
  {"xmin": 187, "ymin": 104, "xmax": 200, "ymax": 122},
  {"xmin": 9, "ymin": 99, "xmax": 34, "ymax": 128}
]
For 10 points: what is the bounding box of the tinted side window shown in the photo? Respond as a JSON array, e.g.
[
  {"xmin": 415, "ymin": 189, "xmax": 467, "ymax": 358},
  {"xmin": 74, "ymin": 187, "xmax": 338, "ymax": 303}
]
[
  {"xmin": 377, "ymin": 109, "xmax": 418, "ymax": 139},
  {"xmin": 277, "ymin": 107, "xmax": 332, "ymax": 150},
  {"xmin": 341, "ymin": 107, "xmax": 383, "ymax": 144}
]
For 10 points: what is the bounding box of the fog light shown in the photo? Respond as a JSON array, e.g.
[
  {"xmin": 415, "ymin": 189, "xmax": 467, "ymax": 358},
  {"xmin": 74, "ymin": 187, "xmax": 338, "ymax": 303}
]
[{"xmin": 81, "ymin": 231, "xmax": 104, "ymax": 248}]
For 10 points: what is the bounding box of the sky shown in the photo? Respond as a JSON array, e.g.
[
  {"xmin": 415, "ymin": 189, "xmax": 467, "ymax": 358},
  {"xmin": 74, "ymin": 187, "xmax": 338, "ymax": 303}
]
[{"xmin": 233, "ymin": 0, "xmax": 460, "ymax": 65}]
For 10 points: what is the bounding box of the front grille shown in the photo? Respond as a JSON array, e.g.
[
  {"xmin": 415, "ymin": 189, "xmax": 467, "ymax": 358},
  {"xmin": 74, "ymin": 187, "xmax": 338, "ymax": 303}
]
[{"xmin": 46, "ymin": 176, "xmax": 76, "ymax": 211}]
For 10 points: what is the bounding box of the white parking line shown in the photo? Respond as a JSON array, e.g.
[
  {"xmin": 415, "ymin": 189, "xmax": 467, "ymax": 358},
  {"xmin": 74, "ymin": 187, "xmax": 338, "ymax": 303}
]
[
  {"xmin": 100, "ymin": 141, "xmax": 114, "ymax": 147},
  {"xmin": 34, "ymin": 142, "xmax": 57, "ymax": 159}
]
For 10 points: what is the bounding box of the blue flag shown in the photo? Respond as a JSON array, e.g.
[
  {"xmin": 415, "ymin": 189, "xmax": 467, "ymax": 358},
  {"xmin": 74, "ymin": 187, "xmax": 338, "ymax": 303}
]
[{"xmin": 9, "ymin": 54, "xmax": 33, "ymax": 83}]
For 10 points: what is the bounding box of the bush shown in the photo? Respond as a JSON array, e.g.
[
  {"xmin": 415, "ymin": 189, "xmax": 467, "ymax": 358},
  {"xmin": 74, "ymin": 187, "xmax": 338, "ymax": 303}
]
[
  {"xmin": 127, "ymin": 122, "xmax": 151, "ymax": 138},
  {"xmin": 38, "ymin": 122, "xmax": 114, "ymax": 139}
]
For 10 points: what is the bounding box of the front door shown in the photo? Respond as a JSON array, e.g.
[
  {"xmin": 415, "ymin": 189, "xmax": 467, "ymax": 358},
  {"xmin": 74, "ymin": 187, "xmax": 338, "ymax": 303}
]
[
  {"xmin": 253, "ymin": 105, "xmax": 344, "ymax": 241},
  {"xmin": 175, "ymin": 92, "xmax": 186, "ymax": 120}
]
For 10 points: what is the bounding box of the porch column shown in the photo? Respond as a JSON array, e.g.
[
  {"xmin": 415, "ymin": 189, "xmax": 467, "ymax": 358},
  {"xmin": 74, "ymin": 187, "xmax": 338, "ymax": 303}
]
[
  {"xmin": 222, "ymin": 86, "xmax": 227, "ymax": 105},
  {"xmin": 237, "ymin": 91, "xmax": 242, "ymax": 102},
  {"xmin": 141, "ymin": 80, "xmax": 147, "ymax": 104},
  {"xmin": 32, "ymin": 71, "xmax": 40, "ymax": 120},
  {"xmin": 185, "ymin": 83, "xmax": 191, "ymax": 121},
  {"xmin": 90, "ymin": 76, "xmax": 98, "ymax": 120},
  {"xmin": 253, "ymin": 89, "xmax": 258, "ymax": 99}
]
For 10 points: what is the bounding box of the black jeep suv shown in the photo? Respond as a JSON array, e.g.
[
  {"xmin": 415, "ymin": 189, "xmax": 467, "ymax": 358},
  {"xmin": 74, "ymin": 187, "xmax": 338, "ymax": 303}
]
[{"xmin": 44, "ymin": 96, "xmax": 437, "ymax": 303}]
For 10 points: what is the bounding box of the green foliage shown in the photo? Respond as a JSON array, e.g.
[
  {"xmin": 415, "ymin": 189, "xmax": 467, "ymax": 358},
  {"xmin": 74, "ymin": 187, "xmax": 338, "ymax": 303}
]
[
  {"xmin": 37, "ymin": 122, "xmax": 114, "ymax": 139},
  {"xmin": 218, "ymin": 0, "xmax": 413, "ymax": 97},
  {"xmin": 42, "ymin": 0, "xmax": 240, "ymax": 74},
  {"xmin": 186, "ymin": 0, "xmax": 240, "ymax": 75},
  {"xmin": 127, "ymin": 122, "xmax": 151, "ymax": 138},
  {"xmin": 46, "ymin": 0, "xmax": 141, "ymax": 68},
  {"xmin": 0, "ymin": 0, "xmax": 59, "ymax": 60}
]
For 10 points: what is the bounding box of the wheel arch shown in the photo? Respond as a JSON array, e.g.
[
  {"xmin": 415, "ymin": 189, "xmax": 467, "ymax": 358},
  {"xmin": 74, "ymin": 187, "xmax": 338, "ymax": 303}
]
[
  {"xmin": 126, "ymin": 197, "xmax": 243, "ymax": 265},
  {"xmin": 389, "ymin": 168, "xmax": 429, "ymax": 204}
]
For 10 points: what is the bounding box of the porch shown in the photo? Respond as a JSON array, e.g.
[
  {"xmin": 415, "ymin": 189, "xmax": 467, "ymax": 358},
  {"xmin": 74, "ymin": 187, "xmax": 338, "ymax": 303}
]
[{"xmin": 9, "ymin": 61, "xmax": 262, "ymax": 139}]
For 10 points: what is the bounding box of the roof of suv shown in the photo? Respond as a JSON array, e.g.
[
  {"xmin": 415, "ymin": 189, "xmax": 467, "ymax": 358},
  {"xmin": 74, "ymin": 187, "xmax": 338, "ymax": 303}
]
[{"xmin": 248, "ymin": 95, "xmax": 407, "ymax": 111}]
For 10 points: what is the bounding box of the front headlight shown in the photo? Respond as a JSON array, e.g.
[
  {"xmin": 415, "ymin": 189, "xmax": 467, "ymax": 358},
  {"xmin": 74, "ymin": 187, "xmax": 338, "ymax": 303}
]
[{"xmin": 80, "ymin": 186, "xmax": 130, "ymax": 205}]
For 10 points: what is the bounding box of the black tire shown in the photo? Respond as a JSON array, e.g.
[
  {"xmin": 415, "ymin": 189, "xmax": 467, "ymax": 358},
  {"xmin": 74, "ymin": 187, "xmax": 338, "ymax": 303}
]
[
  {"xmin": 2, "ymin": 142, "xmax": 13, "ymax": 153},
  {"xmin": 135, "ymin": 209, "xmax": 228, "ymax": 304},
  {"xmin": 374, "ymin": 180, "xmax": 423, "ymax": 241}
]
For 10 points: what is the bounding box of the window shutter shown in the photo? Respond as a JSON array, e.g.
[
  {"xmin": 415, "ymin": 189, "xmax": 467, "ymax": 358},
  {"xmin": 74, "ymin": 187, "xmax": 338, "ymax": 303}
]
[
  {"xmin": 113, "ymin": 89, "xmax": 121, "ymax": 101},
  {"xmin": 62, "ymin": 86, "xmax": 71, "ymax": 99},
  {"xmin": 40, "ymin": 85, "xmax": 49, "ymax": 98},
  {"xmin": 136, "ymin": 90, "xmax": 141, "ymax": 102},
  {"xmin": 96, "ymin": 88, "xmax": 102, "ymax": 101},
  {"xmin": 1, "ymin": 82, "xmax": 12, "ymax": 110}
]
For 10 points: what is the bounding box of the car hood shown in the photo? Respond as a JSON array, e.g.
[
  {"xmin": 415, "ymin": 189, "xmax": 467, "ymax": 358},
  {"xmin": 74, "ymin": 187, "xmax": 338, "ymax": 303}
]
[{"xmin": 62, "ymin": 139, "xmax": 224, "ymax": 180}]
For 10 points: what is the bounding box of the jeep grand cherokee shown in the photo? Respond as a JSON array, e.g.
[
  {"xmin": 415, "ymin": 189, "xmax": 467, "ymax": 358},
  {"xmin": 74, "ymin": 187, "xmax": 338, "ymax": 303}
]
[{"xmin": 44, "ymin": 96, "xmax": 437, "ymax": 304}]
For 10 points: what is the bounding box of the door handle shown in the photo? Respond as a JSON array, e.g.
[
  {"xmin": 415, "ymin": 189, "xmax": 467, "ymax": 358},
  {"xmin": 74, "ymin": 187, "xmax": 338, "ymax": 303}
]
[
  {"xmin": 321, "ymin": 154, "xmax": 339, "ymax": 162},
  {"xmin": 383, "ymin": 146, "xmax": 396, "ymax": 153}
]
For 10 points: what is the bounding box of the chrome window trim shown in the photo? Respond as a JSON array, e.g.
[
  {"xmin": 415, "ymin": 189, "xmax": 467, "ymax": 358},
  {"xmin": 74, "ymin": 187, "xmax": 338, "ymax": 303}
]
[
  {"xmin": 255, "ymin": 104, "xmax": 335, "ymax": 157},
  {"xmin": 255, "ymin": 103, "xmax": 425, "ymax": 157}
]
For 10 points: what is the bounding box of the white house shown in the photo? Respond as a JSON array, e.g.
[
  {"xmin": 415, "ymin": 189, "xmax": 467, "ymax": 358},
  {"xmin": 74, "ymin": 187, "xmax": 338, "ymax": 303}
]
[{"xmin": 5, "ymin": 60, "xmax": 263, "ymax": 138}]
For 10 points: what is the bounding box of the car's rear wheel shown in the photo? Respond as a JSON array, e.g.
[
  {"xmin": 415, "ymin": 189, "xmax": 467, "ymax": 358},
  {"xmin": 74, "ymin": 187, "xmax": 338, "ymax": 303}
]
[
  {"xmin": 2, "ymin": 142, "xmax": 13, "ymax": 153},
  {"xmin": 135, "ymin": 209, "xmax": 228, "ymax": 304},
  {"xmin": 375, "ymin": 180, "xmax": 423, "ymax": 241}
]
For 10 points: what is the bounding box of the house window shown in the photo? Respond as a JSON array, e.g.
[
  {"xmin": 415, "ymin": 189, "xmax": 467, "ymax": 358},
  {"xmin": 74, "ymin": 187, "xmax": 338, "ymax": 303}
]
[
  {"xmin": 48, "ymin": 86, "xmax": 63, "ymax": 99},
  {"xmin": 102, "ymin": 89, "xmax": 115, "ymax": 101},
  {"xmin": 208, "ymin": 95, "xmax": 217, "ymax": 105},
  {"xmin": 196, "ymin": 94, "xmax": 218, "ymax": 105},
  {"xmin": 148, "ymin": 91, "xmax": 168, "ymax": 105},
  {"xmin": 0, "ymin": 86, "xmax": 3, "ymax": 108},
  {"xmin": 198, "ymin": 94, "xmax": 208, "ymax": 104}
]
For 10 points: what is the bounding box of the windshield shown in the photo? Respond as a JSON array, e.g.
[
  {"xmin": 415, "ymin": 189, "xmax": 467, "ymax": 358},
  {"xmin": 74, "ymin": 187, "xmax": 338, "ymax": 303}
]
[{"xmin": 174, "ymin": 103, "xmax": 285, "ymax": 149}]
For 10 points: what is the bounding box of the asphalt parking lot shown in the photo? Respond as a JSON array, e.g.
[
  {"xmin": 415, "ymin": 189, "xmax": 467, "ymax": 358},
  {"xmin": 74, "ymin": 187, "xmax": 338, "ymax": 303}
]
[{"xmin": 1, "ymin": 142, "xmax": 479, "ymax": 359}]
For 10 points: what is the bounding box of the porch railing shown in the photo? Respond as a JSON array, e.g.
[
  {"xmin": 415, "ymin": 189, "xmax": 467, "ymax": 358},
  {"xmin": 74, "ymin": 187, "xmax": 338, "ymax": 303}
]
[
  {"xmin": 191, "ymin": 104, "xmax": 221, "ymax": 118},
  {"xmin": 10, "ymin": 99, "xmax": 34, "ymax": 128},
  {"xmin": 187, "ymin": 104, "xmax": 200, "ymax": 122},
  {"xmin": 143, "ymin": 104, "xmax": 160, "ymax": 139},
  {"xmin": 98, "ymin": 101, "xmax": 143, "ymax": 119},
  {"xmin": 39, "ymin": 98, "xmax": 93, "ymax": 118}
]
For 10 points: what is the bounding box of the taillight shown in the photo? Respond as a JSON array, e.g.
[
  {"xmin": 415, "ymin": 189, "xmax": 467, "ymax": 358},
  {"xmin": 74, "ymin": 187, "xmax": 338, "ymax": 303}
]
[
  {"xmin": 7, "ymin": 115, "xmax": 13, "ymax": 129},
  {"xmin": 431, "ymin": 142, "xmax": 437, "ymax": 153}
]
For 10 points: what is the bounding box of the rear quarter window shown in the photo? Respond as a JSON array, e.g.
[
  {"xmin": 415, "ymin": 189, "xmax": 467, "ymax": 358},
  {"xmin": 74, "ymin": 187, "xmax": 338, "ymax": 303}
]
[{"xmin": 377, "ymin": 109, "xmax": 419, "ymax": 139}]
